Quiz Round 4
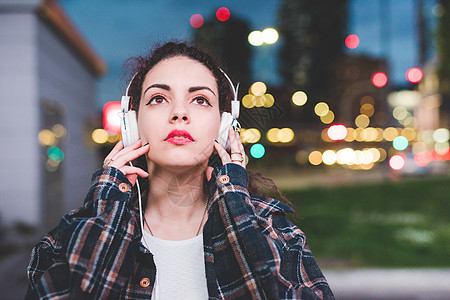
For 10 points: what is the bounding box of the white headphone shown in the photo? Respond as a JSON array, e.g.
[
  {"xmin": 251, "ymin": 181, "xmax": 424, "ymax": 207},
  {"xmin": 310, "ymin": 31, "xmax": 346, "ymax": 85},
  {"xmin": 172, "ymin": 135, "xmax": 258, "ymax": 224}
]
[{"xmin": 119, "ymin": 68, "xmax": 240, "ymax": 247}]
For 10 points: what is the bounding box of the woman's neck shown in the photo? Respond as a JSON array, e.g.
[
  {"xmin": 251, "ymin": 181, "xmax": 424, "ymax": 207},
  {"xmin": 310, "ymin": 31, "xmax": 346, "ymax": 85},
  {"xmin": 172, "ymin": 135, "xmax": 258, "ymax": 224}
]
[{"xmin": 144, "ymin": 162, "xmax": 209, "ymax": 238}]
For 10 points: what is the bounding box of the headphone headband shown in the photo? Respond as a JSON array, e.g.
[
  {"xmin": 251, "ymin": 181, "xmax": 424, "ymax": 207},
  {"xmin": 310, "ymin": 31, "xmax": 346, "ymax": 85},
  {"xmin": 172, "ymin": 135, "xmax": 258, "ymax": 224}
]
[
  {"xmin": 219, "ymin": 68, "xmax": 240, "ymax": 119},
  {"xmin": 125, "ymin": 72, "xmax": 138, "ymax": 97}
]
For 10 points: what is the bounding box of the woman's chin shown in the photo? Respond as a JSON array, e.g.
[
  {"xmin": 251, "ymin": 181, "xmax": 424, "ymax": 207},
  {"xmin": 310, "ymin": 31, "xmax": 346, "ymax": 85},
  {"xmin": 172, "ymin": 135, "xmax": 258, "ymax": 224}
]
[{"xmin": 149, "ymin": 156, "xmax": 209, "ymax": 171}]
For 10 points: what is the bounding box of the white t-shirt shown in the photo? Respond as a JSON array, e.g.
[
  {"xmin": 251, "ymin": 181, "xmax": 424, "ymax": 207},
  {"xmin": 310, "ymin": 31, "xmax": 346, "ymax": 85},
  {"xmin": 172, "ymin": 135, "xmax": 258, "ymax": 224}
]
[{"xmin": 142, "ymin": 231, "xmax": 208, "ymax": 299}]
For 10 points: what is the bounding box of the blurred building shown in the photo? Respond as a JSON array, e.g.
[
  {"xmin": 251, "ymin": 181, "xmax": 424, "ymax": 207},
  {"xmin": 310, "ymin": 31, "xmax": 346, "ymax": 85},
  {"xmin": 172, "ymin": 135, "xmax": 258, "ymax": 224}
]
[
  {"xmin": 330, "ymin": 54, "xmax": 390, "ymax": 126},
  {"xmin": 0, "ymin": 0, "xmax": 106, "ymax": 230},
  {"xmin": 192, "ymin": 14, "xmax": 252, "ymax": 88},
  {"xmin": 278, "ymin": 0, "xmax": 348, "ymax": 103}
]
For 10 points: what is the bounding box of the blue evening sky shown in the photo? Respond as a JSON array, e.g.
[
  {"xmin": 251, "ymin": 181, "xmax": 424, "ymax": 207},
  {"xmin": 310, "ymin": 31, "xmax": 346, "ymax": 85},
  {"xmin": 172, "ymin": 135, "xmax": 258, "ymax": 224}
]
[{"xmin": 59, "ymin": 0, "xmax": 438, "ymax": 109}]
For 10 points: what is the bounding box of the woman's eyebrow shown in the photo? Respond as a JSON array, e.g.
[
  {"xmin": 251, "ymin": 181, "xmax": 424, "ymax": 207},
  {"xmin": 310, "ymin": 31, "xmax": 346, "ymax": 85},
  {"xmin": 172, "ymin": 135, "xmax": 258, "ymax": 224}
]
[
  {"xmin": 189, "ymin": 86, "xmax": 216, "ymax": 96},
  {"xmin": 143, "ymin": 83, "xmax": 170, "ymax": 95}
]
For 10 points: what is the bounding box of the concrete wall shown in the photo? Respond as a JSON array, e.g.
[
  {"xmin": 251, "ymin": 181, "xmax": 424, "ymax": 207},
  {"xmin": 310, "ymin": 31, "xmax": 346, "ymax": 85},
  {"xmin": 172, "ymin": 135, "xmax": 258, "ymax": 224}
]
[
  {"xmin": 37, "ymin": 18, "xmax": 98, "ymax": 229},
  {"xmin": 0, "ymin": 7, "xmax": 100, "ymax": 230},
  {"xmin": 0, "ymin": 12, "xmax": 41, "ymax": 226}
]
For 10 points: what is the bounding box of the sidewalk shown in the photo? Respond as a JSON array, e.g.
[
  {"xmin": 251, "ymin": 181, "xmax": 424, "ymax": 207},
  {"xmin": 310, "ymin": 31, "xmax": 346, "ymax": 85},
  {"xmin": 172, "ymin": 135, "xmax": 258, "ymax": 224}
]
[
  {"xmin": 324, "ymin": 268, "xmax": 450, "ymax": 300},
  {"xmin": 1, "ymin": 249, "xmax": 449, "ymax": 299},
  {"xmin": 0, "ymin": 250, "xmax": 30, "ymax": 299}
]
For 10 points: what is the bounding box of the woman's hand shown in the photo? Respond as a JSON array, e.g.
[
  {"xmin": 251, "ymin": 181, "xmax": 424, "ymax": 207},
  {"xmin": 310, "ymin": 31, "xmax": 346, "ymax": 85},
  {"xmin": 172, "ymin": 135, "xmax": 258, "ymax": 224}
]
[
  {"xmin": 103, "ymin": 139, "xmax": 150, "ymax": 186},
  {"xmin": 214, "ymin": 126, "xmax": 246, "ymax": 169}
]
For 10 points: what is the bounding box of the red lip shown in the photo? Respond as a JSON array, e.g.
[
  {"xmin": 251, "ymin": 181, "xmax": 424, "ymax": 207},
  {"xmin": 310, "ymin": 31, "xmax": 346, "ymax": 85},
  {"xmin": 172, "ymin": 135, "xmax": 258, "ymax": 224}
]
[{"xmin": 165, "ymin": 129, "xmax": 194, "ymax": 143}]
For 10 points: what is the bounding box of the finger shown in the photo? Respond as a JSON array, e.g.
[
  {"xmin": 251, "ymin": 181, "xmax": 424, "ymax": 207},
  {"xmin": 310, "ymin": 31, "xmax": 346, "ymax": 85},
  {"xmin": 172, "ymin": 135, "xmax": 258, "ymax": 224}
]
[
  {"xmin": 229, "ymin": 127, "xmax": 242, "ymax": 154},
  {"xmin": 104, "ymin": 140, "xmax": 124, "ymax": 161},
  {"xmin": 128, "ymin": 174, "xmax": 138, "ymax": 186},
  {"xmin": 228, "ymin": 126, "xmax": 237, "ymax": 149},
  {"xmin": 112, "ymin": 139, "xmax": 142, "ymax": 160},
  {"xmin": 119, "ymin": 165, "xmax": 149, "ymax": 178},
  {"xmin": 110, "ymin": 143, "xmax": 149, "ymax": 168},
  {"xmin": 205, "ymin": 166, "xmax": 214, "ymax": 181},
  {"xmin": 229, "ymin": 128, "xmax": 245, "ymax": 167},
  {"xmin": 214, "ymin": 141, "xmax": 231, "ymax": 165},
  {"xmin": 233, "ymin": 128, "xmax": 245, "ymax": 154},
  {"xmin": 112, "ymin": 143, "xmax": 149, "ymax": 167},
  {"xmin": 237, "ymin": 132, "xmax": 245, "ymax": 154}
]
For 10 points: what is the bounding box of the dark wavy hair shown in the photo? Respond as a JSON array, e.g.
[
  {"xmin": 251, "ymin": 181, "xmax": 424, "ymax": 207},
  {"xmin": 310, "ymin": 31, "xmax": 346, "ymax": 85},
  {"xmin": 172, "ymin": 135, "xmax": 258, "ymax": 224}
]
[
  {"xmin": 124, "ymin": 41, "xmax": 232, "ymax": 115},
  {"xmin": 125, "ymin": 41, "xmax": 294, "ymax": 211}
]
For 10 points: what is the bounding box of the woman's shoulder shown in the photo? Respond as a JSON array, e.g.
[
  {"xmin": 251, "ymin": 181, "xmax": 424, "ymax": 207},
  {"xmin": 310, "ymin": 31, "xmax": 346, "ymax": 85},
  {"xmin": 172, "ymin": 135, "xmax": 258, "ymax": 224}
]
[
  {"xmin": 248, "ymin": 192, "xmax": 294, "ymax": 218},
  {"xmin": 248, "ymin": 192, "xmax": 308, "ymax": 249}
]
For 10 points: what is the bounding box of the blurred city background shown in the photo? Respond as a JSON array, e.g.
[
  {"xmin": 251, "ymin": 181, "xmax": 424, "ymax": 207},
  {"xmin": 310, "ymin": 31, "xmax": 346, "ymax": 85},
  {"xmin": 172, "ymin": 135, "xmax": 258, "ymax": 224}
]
[{"xmin": 0, "ymin": 0, "xmax": 449, "ymax": 298}]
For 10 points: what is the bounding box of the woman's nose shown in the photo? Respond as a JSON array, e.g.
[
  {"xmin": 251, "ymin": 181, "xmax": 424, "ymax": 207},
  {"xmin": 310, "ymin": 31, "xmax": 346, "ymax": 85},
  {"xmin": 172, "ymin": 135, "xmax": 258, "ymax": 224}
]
[
  {"xmin": 169, "ymin": 103, "xmax": 190, "ymax": 124},
  {"xmin": 171, "ymin": 114, "xmax": 188, "ymax": 122}
]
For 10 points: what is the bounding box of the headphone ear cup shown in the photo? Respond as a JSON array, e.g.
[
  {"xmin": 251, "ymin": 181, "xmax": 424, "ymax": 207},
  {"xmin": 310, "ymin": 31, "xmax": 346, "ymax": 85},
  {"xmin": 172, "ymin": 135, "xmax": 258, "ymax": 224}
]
[
  {"xmin": 120, "ymin": 113, "xmax": 129, "ymax": 147},
  {"xmin": 218, "ymin": 112, "xmax": 232, "ymax": 150},
  {"xmin": 121, "ymin": 111, "xmax": 140, "ymax": 147},
  {"xmin": 127, "ymin": 111, "xmax": 139, "ymax": 145}
]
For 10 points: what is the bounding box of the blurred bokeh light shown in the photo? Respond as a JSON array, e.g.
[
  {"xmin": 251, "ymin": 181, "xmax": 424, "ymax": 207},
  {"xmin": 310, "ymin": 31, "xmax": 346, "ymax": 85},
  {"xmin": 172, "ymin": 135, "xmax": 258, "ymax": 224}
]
[
  {"xmin": 216, "ymin": 7, "xmax": 230, "ymax": 22},
  {"xmin": 405, "ymin": 67, "xmax": 423, "ymax": 84},
  {"xmin": 262, "ymin": 28, "xmax": 279, "ymax": 44},
  {"xmin": 371, "ymin": 72, "xmax": 388, "ymax": 87},
  {"xmin": 250, "ymin": 143, "xmax": 265, "ymax": 158},
  {"xmin": 292, "ymin": 91, "xmax": 307, "ymax": 106},
  {"xmin": 345, "ymin": 34, "xmax": 360, "ymax": 49},
  {"xmin": 190, "ymin": 14, "xmax": 204, "ymax": 28}
]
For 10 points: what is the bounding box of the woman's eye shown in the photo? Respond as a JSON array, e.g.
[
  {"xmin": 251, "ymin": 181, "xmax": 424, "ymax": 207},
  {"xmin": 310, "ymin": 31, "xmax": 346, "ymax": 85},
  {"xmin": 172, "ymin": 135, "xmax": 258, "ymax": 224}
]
[
  {"xmin": 192, "ymin": 96, "xmax": 212, "ymax": 106},
  {"xmin": 146, "ymin": 95, "xmax": 167, "ymax": 105}
]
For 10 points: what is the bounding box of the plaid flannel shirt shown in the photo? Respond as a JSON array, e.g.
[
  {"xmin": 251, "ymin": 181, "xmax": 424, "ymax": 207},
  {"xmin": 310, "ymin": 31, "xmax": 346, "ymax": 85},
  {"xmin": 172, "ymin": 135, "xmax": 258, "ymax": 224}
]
[{"xmin": 26, "ymin": 163, "xmax": 334, "ymax": 299}]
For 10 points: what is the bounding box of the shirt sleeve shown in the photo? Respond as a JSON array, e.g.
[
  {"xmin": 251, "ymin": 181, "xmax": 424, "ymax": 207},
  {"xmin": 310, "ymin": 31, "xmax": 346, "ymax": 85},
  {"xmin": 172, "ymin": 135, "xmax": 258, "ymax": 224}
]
[
  {"xmin": 271, "ymin": 213, "xmax": 335, "ymax": 299},
  {"xmin": 26, "ymin": 166, "xmax": 137, "ymax": 298}
]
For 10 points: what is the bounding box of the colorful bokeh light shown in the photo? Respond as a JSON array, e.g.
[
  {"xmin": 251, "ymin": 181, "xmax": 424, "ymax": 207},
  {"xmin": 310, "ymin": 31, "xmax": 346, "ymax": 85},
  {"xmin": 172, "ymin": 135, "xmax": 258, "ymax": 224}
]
[
  {"xmin": 322, "ymin": 150, "xmax": 337, "ymax": 165},
  {"xmin": 250, "ymin": 143, "xmax": 265, "ymax": 158},
  {"xmin": 393, "ymin": 136, "xmax": 409, "ymax": 151},
  {"xmin": 262, "ymin": 28, "xmax": 279, "ymax": 44},
  {"xmin": 327, "ymin": 124, "xmax": 348, "ymax": 141},
  {"xmin": 103, "ymin": 101, "xmax": 121, "ymax": 135},
  {"xmin": 314, "ymin": 102, "xmax": 329, "ymax": 117},
  {"xmin": 308, "ymin": 151, "xmax": 322, "ymax": 165},
  {"xmin": 371, "ymin": 72, "xmax": 388, "ymax": 88},
  {"xmin": 360, "ymin": 103, "xmax": 374, "ymax": 117},
  {"xmin": 47, "ymin": 146, "xmax": 64, "ymax": 162},
  {"xmin": 250, "ymin": 81, "xmax": 267, "ymax": 96},
  {"xmin": 266, "ymin": 128, "xmax": 295, "ymax": 143},
  {"xmin": 320, "ymin": 110, "xmax": 335, "ymax": 124},
  {"xmin": 92, "ymin": 128, "xmax": 109, "ymax": 144},
  {"xmin": 389, "ymin": 154, "xmax": 406, "ymax": 170},
  {"xmin": 406, "ymin": 67, "xmax": 423, "ymax": 84},
  {"xmin": 345, "ymin": 34, "xmax": 360, "ymax": 49},
  {"xmin": 355, "ymin": 114, "xmax": 370, "ymax": 128},
  {"xmin": 240, "ymin": 128, "xmax": 261, "ymax": 143},
  {"xmin": 216, "ymin": 7, "xmax": 230, "ymax": 21},
  {"xmin": 414, "ymin": 151, "xmax": 432, "ymax": 167},
  {"xmin": 292, "ymin": 91, "xmax": 307, "ymax": 106},
  {"xmin": 190, "ymin": 14, "xmax": 204, "ymax": 28},
  {"xmin": 248, "ymin": 31, "xmax": 263, "ymax": 46},
  {"xmin": 38, "ymin": 129, "xmax": 57, "ymax": 146}
]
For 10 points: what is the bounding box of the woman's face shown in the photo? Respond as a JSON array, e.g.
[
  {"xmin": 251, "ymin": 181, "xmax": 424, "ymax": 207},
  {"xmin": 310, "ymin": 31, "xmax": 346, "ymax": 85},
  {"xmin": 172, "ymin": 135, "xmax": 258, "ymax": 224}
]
[{"xmin": 137, "ymin": 56, "xmax": 221, "ymax": 170}]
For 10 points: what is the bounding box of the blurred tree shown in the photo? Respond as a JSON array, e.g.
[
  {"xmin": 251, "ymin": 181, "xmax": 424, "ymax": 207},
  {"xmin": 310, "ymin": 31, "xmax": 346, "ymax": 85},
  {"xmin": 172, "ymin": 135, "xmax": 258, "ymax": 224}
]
[
  {"xmin": 278, "ymin": 0, "xmax": 348, "ymax": 101},
  {"xmin": 192, "ymin": 14, "xmax": 252, "ymax": 87}
]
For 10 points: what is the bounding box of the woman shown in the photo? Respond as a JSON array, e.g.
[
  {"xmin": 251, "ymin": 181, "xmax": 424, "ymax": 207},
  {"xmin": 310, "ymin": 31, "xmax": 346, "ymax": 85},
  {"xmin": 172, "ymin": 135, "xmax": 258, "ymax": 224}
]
[{"xmin": 26, "ymin": 42, "xmax": 334, "ymax": 299}]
